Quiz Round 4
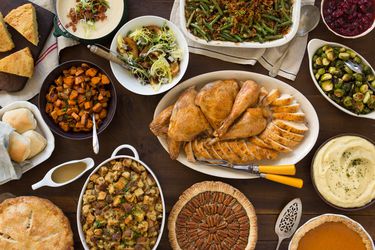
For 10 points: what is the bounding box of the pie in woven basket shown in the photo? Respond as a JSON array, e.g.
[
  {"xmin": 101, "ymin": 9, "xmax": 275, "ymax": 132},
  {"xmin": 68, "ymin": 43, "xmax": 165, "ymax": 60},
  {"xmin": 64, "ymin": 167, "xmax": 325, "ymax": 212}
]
[
  {"xmin": 0, "ymin": 196, "xmax": 73, "ymax": 250},
  {"xmin": 289, "ymin": 214, "xmax": 373, "ymax": 250},
  {"xmin": 168, "ymin": 181, "xmax": 257, "ymax": 250}
]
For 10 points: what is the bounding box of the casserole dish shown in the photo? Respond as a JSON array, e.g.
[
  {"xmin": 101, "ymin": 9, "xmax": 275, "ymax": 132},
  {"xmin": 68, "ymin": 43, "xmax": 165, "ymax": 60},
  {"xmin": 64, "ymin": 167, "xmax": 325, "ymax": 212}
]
[
  {"xmin": 77, "ymin": 144, "xmax": 166, "ymax": 249},
  {"xmin": 53, "ymin": 0, "xmax": 127, "ymax": 43},
  {"xmin": 179, "ymin": 0, "xmax": 301, "ymax": 48}
]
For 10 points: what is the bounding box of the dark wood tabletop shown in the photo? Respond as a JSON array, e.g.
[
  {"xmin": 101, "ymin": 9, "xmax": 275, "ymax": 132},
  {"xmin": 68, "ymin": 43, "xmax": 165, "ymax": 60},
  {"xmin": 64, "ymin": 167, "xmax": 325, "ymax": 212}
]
[{"xmin": 1, "ymin": 0, "xmax": 374, "ymax": 249}]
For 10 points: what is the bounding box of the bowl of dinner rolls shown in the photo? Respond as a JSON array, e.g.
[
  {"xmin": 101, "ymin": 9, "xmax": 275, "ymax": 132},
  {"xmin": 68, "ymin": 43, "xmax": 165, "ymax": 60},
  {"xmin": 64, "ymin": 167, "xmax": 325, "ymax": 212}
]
[{"xmin": 0, "ymin": 101, "xmax": 54, "ymax": 173}]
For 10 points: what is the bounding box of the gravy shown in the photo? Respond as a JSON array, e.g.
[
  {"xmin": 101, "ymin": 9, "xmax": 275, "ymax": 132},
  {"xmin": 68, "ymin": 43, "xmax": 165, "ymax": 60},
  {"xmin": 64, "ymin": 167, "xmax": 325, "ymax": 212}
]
[{"xmin": 52, "ymin": 162, "xmax": 86, "ymax": 183}]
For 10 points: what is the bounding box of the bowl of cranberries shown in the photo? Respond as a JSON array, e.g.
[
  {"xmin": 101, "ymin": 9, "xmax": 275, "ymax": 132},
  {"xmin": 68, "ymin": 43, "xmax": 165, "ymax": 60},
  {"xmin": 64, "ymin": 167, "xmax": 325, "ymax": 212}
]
[{"xmin": 321, "ymin": 0, "xmax": 375, "ymax": 38}]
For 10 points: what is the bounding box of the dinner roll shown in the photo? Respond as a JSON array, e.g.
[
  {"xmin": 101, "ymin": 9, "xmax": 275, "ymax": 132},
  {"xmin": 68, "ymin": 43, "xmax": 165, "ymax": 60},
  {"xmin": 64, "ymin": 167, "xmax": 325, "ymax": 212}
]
[
  {"xmin": 8, "ymin": 132, "xmax": 31, "ymax": 163},
  {"xmin": 22, "ymin": 130, "xmax": 47, "ymax": 159},
  {"xmin": 2, "ymin": 108, "xmax": 37, "ymax": 133}
]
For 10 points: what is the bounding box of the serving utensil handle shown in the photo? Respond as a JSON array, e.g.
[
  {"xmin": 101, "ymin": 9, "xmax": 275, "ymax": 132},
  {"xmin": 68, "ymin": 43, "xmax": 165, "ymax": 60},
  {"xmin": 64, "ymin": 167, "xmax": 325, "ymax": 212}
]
[
  {"xmin": 261, "ymin": 174, "xmax": 303, "ymax": 188},
  {"xmin": 258, "ymin": 165, "xmax": 296, "ymax": 175},
  {"xmin": 87, "ymin": 45, "xmax": 124, "ymax": 66}
]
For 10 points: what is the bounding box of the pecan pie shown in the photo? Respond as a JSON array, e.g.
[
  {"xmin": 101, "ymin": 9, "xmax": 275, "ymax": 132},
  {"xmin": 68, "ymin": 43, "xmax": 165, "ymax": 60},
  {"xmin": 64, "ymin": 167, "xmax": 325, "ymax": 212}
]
[
  {"xmin": 289, "ymin": 214, "xmax": 373, "ymax": 250},
  {"xmin": 168, "ymin": 181, "xmax": 257, "ymax": 250},
  {"xmin": 0, "ymin": 196, "xmax": 73, "ymax": 249}
]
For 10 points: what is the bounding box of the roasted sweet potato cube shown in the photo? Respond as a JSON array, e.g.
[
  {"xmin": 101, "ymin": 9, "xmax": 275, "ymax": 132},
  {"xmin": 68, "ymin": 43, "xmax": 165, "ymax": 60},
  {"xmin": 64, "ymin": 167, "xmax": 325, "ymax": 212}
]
[
  {"xmin": 50, "ymin": 110, "xmax": 58, "ymax": 120},
  {"xmin": 98, "ymin": 94, "xmax": 104, "ymax": 102},
  {"xmin": 75, "ymin": 76, "xmax": 84, "ymax": 85},
  {"xmin": 91, "ymin": 77, "xmax": 101, "ymax": 85},
  {"xmin": 101, "ymin": 74, "xmax": 110, "ymax": 84},
  {"xmin": 59, "ymin": 122, "xmax": 69, "ymax": 132},
  {"xmin": 86, "ymin": 119, "xmax": 93, "ymax": 129},
  {"xmin": 63, "ymin": 76, "xmax": 74, "ymax": 86},
  {"xmin": 55, "ymin": 76, "xmax": 63, "ymax": 85},
  {"xmin": 54, "ymin": 99, "xmax": 63, "ymax": 107},
  {"xmin": 99, "ymin": 109, "xmax": 107, "ymax": 119},
  {"xmin": 75, "ymin": 67, "xmax": 84, "ymax": 76},
  {"xmin": 72, "ymin": 112, "xmax": 80, "ymax": 121},
  {"xmin": 69, "ymin": 66, "xmax": 77, "ymax": 75},
  {"xmin": 81, "ymin": 113, "xmax": 88, "ymax": 126},
  {"xmin": 78, "ymin": 95, "xmax": 86, "ymax": 104},
  {"xmin": 92, "ymin": 103, "xmax": 103, "ymax": 113},
  {"xmin": 70, "ymin": 90, "xmax": 78, "ymax": 100},
  {"xmin": 56, "ymin": 109, "xmax": 65, "ymax": 116},
  {"xmin": 84, "ymin": 101, "xmax": 92, "ymax": 110},
  {"xmin": 75, "ymin": 122, "xmax": 84, "ymax": 128},
  {"xmin": 45, "ymin": 103, "xmax": 53, "ymax": 113},
  {"xmin": 85, "ymin": 68, "xmax": 98, "ymax": 77},
  {"xmin": 68, "ymin": 100, "xmax": 76, "ymax": 105}
]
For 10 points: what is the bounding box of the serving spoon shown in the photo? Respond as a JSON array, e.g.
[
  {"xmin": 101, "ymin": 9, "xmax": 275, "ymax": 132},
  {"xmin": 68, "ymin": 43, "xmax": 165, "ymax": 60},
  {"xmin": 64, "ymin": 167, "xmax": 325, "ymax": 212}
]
[
  {"xmin": 92, "ymin": 115, "xmax": 99, "ymax": 154},
  {"xmin": 269, "ymin": 5, "xmax": 320, "ymax": 77},
  {"xmin": 344, "ymin": 60, "xmax": 375, "ymax": 91}
]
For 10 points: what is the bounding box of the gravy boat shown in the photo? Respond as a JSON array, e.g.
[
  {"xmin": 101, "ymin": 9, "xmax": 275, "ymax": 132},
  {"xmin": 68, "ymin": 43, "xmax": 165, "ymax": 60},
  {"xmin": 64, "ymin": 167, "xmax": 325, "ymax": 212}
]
[{"xmin": 31, "ymin": 158, "xmax": 95, "ymax": 190}]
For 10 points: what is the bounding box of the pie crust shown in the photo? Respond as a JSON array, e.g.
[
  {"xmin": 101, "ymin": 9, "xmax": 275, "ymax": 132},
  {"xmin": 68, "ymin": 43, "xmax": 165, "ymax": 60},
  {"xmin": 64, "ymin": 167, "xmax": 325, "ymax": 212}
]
[
  {"xmin": 168, "ymin": 181, "xmax": 257, "ymax": 250},
  {"xmin": 289, "ymin": 214, "xmax": 373, "ymax": 250},
  {"xmin": 0, "ymin": 196, "xmax": 74, "ymax": 250}
]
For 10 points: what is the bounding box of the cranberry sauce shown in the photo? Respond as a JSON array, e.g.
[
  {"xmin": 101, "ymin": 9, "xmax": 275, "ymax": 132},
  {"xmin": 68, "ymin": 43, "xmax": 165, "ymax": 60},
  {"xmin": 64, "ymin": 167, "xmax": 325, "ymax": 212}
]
[{"xmin": 323, "ymin": 0, "xmax": 374, "ymax": 36}]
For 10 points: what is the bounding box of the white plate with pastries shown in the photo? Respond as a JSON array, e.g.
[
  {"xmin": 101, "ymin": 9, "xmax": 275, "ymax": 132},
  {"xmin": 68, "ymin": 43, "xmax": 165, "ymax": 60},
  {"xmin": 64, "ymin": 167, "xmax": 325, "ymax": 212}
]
[
  {"xmin": 0, "ymin": 101, "xmax": 55, "ymax": 184},
  {"xmin": 151, "ymin": 71, "xmax": 319, "ymax": 179}
]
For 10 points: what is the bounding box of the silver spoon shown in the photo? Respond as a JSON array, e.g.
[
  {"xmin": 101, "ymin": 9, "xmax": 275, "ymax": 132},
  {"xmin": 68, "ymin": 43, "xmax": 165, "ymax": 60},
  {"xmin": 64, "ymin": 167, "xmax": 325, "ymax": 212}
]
[
  {"xmin": 269, "ymin": 5, "xmax": 321, "ymax": 77},
  {"xmin": 274, "ymin": 198, "xmax": 302, "ymax": 250},
  {"xmin": 344, "ymin": 61, "xmax": 375, "ymax": 92},
  {"xmin": 92, "ymin": 115, "xmax": 99, "ymax": 154}
]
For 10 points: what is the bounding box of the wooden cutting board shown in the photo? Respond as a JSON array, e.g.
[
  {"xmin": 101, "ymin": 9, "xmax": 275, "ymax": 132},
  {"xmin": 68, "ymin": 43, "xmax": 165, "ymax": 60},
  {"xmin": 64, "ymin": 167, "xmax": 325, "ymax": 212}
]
[{"xmin": 0, "ymin": 0, "xmax": 54, "ymax": 92}]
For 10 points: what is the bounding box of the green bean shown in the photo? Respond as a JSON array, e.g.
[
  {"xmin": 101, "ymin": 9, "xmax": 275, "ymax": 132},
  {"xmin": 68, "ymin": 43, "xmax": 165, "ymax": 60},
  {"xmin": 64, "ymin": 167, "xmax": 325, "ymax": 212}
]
[
  {"xmin": 253, "ymin": 23, "xmax": 267, "ymax": 36},
  {"xmin": 220, "ymin": 34, "xmax": 237, "ymax": 42},
  {"xmin": 209, "ymin": 15, "xmax": 221, "ymax": 26},
  {"xmin": 277, "ymin": 20, "xmax": 292, "ymax": 28},
  {"xmin": 186, "ymin": 10, "xmax": 196, "ymax": 28},
  {"xmin": 189, "ymin": 0, "xmax": 210, "ymax": 4},
  {"xmin": 281, "ymin": 8, "xmax": 291, "ymax": 21},
  {"xmin": 275, "ymin": 0, "xmax": 278, "ymax": 10},
  {"xmin": 233, "ymin": 34, "xmax": 243, "ymax": 42},
  {"xmin": 191, "ymin": 23, "xmax": 208, "ymax": 40},
  {"xmin": 220, "ymin": 23, "xmax": 233, "ymax": 31},
  {"xmin": 200, "ymin": 4, "xmax": 209, "ymax": 17},
  {"xmin": 262, "ymin": 22, "xmax": 275, "ymax": 34},
  {"xmin": 212, "ymin": 0, "xmax": 223, "ymax": 15},
  {"xmin": 262, "ymin": 14, "xmax": 282, "ymax": 23},
  {"xmin": 203, "ymin": 20, "xmax": 213, "ymax": 32}
]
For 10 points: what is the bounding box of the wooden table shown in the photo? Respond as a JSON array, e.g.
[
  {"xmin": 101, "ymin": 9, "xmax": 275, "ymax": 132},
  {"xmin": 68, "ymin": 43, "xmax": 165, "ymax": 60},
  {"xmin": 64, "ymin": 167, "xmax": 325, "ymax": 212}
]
[{"xmin": 1, "ymin": 0, "xmax": 374, "ymax": 249}]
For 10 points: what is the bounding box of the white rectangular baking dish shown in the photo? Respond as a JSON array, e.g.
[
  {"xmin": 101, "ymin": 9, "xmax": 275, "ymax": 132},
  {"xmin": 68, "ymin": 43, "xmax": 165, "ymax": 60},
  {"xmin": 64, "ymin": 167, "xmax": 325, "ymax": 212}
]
[
  {"xmin": 179, "ymin": 0, "xmax": 301, "ymax": 48},
  {"xmin": 0, "ymin": 101, "xmax": 55, "ymax": 184}
]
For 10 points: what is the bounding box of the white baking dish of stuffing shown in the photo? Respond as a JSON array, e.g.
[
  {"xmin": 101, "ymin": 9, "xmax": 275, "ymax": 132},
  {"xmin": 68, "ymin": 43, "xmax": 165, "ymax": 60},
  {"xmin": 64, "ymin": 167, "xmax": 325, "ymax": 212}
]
[{"xmin": 77, "ymin": 144, "xmax": 165, "ymax": 250}]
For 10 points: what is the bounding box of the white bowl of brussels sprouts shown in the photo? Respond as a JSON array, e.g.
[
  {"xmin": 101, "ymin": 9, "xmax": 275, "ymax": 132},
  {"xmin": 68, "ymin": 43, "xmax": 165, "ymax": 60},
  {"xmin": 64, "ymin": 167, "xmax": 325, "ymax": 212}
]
[{"xmin": 308, "ymin": 39, "xmax": 375, "ymax": 120}]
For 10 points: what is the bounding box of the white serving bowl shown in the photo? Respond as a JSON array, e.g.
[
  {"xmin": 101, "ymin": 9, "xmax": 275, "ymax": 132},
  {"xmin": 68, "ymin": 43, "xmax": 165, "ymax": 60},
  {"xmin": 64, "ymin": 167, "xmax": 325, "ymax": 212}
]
[
  {"xmin": 77, "ymin": 145, "xmax": 166, "ymax": 250},
  {"xmin": 179, "ymin": 0, "xmax": 301, "ymax": 48},
  {"xmin": 110, "ymin": 16, "xmax": 189, "ymax": 95},
  {"xmin": 0, "ymin": 101, "xmax": 55, "ymax": 185},
  {"xmin": 307, "ymin": 39, "xmax": 375, "ymax": 120},
  {"xmin": 320, "ymin": 0, "xmax": 375, "ymax": 39}
]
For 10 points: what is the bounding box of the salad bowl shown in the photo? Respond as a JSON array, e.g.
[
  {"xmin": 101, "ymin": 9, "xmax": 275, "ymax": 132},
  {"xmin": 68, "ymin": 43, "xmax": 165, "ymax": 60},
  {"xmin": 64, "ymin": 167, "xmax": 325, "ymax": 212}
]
[{"xmin": 110, "ymin": 15, "xmax": 189, "ymax": 95}]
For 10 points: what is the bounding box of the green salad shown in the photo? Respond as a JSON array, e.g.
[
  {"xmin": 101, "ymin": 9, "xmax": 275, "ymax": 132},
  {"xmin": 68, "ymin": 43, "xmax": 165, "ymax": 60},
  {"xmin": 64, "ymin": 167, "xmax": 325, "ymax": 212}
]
[{"xmin": 117, "ymin": 24, "xmax": 182, "ymax": 89}]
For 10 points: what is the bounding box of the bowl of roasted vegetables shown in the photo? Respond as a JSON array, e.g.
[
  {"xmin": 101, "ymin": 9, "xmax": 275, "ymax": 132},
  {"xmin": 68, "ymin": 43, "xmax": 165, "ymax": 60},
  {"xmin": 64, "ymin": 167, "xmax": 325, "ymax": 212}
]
[
  {"xmin": 308, "ymin": 39, "xmax": 375, "ymax": 119},
  {"xmin": 180, "ymin": 0, "xmax": 301, "ymax": 48},
  {"xmin": 77, "ymin": 144, "xmax": 165, "ymax": 250},
  {"xmin": 110, "ymin": 15, "xmax": 189, "ymax": 95},
  {"xmin": 39, "ymin": 60, "xmax": 117, "ymax": 139}
]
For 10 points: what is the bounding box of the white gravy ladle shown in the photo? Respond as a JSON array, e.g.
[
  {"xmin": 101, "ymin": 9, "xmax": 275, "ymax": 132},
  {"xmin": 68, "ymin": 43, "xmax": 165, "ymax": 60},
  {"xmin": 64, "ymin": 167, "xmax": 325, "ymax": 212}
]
[{"xmin": 31, "ymin": 158, "xmax": 95, "ymax": 190}]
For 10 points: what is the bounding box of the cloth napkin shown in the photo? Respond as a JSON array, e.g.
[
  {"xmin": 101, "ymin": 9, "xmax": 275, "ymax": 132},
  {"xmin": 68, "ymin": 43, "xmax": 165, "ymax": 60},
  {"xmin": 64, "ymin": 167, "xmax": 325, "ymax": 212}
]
[
  {"xmin": 170, "ymin": 0, "xmax": 315, "ymax": 81},
  {"xmin": 0, "ymin": 122, "xmax": 23, "ymax": 185},
  {"xmin": 0, "ymin": 0, "xmax": 78, "ymax": 107}
]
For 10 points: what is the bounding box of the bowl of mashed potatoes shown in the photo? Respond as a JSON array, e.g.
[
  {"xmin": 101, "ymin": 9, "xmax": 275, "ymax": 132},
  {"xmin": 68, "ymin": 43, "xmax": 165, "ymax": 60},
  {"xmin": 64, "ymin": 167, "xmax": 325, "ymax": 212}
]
[{"xmin": 311, "ymin": 134, "xmax": 375, "ymax": 210}]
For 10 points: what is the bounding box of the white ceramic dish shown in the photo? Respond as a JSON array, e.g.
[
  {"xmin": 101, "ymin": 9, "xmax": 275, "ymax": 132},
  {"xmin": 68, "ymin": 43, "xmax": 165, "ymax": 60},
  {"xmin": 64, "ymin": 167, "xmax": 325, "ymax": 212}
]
[
  {"xmin": 307, "ymin": 39, "xmax": 375, "ymax": 120},
  {"xmin": 179, "ymin": 0, "xmax": 301, "ymax": 48},
  {"xmin": 288, "ymin": 213, "xmax": 375, "ymax": 249},
  {"xmin": 154, "ymin": 71, "xmax": 320, "ymax": 179},
  {"xmin": 320, "ymin": 0, "xmax": 375, "ymax": 39},
  {"xmin": 31, "ymin": 157, "xmax": 95, "ymax": 190},
  {"xmin": 77, "ymin": 144, "xmax": 166, "ymax": 250},
  {"xmin": 56, "ymin": 0, "xmax": 124, "ymax": 40},
  {"xmin": 110, "ymin": 16, "xmax": 189, "ymax": 95},
  {"xmin": 0, "ymin": 101, "xmax": 55, "ymax": 184}
]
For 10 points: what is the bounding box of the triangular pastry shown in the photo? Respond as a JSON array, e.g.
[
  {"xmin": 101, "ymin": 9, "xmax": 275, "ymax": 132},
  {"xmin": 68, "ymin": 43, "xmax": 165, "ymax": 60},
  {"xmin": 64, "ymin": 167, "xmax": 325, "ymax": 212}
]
[
  {"xmin": 4, "ymin": 3, "xmax": 39, "ymax": 46},
  {"xmin": 0, "ymin": 12, "xmax": 14, "ymax": 52},
  {"xmin": 0, "ymin": 47, "xmax": 34, "ymax": 78}
]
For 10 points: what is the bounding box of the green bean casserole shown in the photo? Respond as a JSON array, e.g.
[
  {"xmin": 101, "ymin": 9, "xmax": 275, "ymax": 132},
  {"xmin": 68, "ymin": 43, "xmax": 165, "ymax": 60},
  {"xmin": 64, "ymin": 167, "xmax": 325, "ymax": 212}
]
[{"xmin": 185, "ymin": 0, "xmax": 294, "ymax": 43}]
